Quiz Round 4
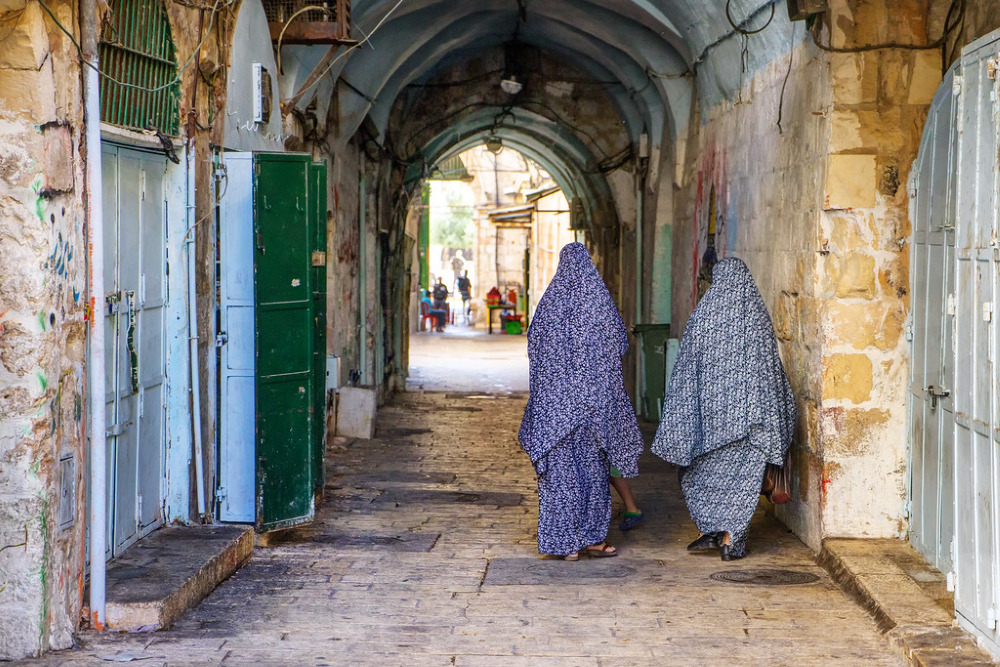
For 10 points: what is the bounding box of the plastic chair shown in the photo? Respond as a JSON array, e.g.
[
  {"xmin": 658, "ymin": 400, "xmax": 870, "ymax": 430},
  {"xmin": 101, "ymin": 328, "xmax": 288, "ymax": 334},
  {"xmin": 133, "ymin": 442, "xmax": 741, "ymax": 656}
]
[{"xmin": 419, "ymin": 301, "xmax": 437, "ymax": 331}]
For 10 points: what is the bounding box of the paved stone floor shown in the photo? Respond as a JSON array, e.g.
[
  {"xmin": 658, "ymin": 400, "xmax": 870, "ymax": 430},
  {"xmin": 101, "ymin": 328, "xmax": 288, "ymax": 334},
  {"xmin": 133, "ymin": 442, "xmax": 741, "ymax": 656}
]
[
  {"xmin": 407, "ymin": 327, "xmax": 529, "ymax": 393},
  {"xmin": 23, "ymin": 385, "xmax": 905, "ymax": 666}
]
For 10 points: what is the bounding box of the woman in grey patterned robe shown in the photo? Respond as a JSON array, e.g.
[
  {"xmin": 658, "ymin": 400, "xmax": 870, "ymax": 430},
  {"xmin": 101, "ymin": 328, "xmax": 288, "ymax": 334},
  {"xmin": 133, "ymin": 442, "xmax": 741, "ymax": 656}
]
[
  {"xmin": 652, "ymin": 257, "xmax": 795, "ymax": 560},
  {"xmin": 519, "ymin": 243, "xmax": 644, "ymax": 560}
]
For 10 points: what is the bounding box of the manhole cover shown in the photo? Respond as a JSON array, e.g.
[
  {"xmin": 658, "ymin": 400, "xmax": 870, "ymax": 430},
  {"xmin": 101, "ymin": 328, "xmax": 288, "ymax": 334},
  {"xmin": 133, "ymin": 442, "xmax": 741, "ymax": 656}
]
[{"xmin": 709, "ymin": 569, "xmax": 820, "ymax": 586}]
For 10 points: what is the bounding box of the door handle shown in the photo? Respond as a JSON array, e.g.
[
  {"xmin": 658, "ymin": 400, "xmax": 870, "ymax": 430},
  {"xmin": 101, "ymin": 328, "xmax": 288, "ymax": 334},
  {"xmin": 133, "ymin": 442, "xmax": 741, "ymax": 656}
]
[
  {"xmin": 927, "ymin": 385, "xmax": 950, "ymax": 409},
  {"xmin": 124, "ymin": 290, "xmax": 138, "ymax": 395}
]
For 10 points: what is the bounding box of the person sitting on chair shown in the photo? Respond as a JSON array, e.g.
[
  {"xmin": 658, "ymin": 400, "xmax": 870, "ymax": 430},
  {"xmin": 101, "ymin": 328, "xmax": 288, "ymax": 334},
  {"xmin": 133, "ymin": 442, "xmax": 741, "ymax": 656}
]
[{"xmin": 421, "ymin": 292, "xmax": 447, "ymax": 333}]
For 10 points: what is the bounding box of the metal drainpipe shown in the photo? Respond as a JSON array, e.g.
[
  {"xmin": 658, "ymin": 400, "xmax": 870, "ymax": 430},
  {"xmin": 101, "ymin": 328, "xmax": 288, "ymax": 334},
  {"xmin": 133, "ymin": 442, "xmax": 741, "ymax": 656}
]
[
  {"xmin": 82, "ymin": 0, "xmax": 106, "ymax": 630},
  {"xmin": 358, "ymin": 177, "xmax": 367, "ymax": 385},
  {"xmin": 186, "ymin": 8, "xmax": 207, "ymax": 519},
  {"xmin": 634, "ymin": 175, "xmax": 644, "ymax": 413}
]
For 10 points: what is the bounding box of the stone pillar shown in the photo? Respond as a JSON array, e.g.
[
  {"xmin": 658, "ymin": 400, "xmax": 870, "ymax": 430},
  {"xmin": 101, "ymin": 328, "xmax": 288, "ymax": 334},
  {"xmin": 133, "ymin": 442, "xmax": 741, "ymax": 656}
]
[
  {"xmin": 0, "ymin": 0, "xmax": 88, "ymax": 657},
  {"xmin": 814, "ymin": 0, "xmax": 942, "ymax": 539}
]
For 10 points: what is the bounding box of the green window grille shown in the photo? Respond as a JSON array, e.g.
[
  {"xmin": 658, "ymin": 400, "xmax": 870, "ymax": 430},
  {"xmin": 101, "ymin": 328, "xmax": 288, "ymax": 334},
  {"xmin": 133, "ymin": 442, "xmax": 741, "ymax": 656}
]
[{"xmin": 99, "ymin": 0, "xmax": 180, "ymax": 135}]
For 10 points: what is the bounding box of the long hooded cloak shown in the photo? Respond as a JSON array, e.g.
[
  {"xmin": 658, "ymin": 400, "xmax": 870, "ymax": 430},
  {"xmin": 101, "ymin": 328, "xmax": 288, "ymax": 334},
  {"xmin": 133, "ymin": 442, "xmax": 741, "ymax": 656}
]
[
  {"xmin": 652, "ymin": 257, "xmax": 795, "ymax": 467},
  {"xmin": 518, "ymin": 243, "xmax": 643, "ymax": 476}
]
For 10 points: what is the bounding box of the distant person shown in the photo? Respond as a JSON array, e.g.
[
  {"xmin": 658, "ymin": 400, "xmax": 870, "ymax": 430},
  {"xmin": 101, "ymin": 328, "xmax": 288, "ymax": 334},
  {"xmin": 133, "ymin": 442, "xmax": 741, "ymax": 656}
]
[
  {"xmin": 456, "ymin": 270, "xmax": 472, "ymax": 322},
  {"xmin": 518, "ymin": 243, "xmax": 643, "ymax": 561},
  {"xmin": 431, "ymin": 277, "xmax": 449, "ymax": 309},
  {"xmin": 652, "ymin": 257, "xmax": 795, "ymax": 561},
  {"xmin": 451, "ymin": 250, "xmax": 466, "ymax": 289}
]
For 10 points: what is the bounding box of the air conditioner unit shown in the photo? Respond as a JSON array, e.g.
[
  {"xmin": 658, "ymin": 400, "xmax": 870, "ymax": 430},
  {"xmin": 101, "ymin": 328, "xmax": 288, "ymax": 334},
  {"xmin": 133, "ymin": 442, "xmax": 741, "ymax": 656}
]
[
  {"xmin": 252, "ymin": 63, "xmax": 272, "ymax": 124},
  {"xmin": 787, "ymin": 0, "xmax": 827, "ymax": 21}
]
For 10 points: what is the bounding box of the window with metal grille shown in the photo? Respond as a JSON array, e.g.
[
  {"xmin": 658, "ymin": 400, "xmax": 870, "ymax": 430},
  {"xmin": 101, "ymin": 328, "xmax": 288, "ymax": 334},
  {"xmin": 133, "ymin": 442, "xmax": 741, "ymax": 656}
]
[
  {"xmin": 263, "ymin": 0, "xmax": 351, "ymax": 44},
  {"xmin": 99, "ymin": 0, "xmax": 180, "ymax": 135}
]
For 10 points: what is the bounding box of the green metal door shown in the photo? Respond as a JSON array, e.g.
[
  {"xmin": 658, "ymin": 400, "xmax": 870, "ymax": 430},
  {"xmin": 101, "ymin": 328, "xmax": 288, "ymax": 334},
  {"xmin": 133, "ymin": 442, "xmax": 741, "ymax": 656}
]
[
  {"xmin": 309, "ymin": 161, "xmax": 328, "ymax": 494},
  {"xmin": 254, "ymin": 154, "xmax": 315, "ymax": 531}
]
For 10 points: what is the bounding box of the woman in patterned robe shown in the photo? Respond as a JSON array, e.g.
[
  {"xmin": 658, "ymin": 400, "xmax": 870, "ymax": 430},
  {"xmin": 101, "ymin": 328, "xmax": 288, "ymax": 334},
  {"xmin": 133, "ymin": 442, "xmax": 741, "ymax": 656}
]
[
  {"xmin": 652, "ymin": 257, "xmax": 795, "ymax": 560},
  {"xmin": 519, "ymin": 243, "xmax": 644, "ymax": 560}
]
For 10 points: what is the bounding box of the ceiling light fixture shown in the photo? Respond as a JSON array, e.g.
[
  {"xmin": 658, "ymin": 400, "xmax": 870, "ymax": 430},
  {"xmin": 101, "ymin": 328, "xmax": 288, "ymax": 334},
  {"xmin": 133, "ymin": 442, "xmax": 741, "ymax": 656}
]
[
  {"xmin": 485, "ymin": 137, "xmax": 503, "ymax": 154},
  {"xmin": 500, "ymin": 75, "xmax": 523, "ymax": 95}
]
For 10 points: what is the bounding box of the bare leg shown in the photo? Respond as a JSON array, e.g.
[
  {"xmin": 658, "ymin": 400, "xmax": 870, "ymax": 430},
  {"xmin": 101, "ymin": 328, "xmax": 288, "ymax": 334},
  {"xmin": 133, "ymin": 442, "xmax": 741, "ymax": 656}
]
[{"xmin": 610, "ymin": 477, "xmax": 640, "ymax": 515}]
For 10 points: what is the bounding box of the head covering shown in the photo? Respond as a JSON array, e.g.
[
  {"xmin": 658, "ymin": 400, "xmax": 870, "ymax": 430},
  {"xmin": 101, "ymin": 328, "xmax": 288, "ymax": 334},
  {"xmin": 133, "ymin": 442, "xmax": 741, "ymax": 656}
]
[
  {"xmin": 652, "ymin": 257, "xmax": 795, "ymax": 467},
  {"xmin": 518, "ymin": 242, "xmax": 643, "ymax": 475}
]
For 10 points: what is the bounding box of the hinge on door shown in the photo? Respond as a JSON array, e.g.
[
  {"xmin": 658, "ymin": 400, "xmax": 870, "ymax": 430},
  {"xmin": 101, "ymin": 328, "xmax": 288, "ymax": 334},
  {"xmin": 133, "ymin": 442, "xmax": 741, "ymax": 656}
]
[
  {"xmin": 983, "ymin": 301, "xmax": 994, "ymax": 322},
  {"xmin": 907, "ymin": 171, "xmax": 918, "ymax": 199},
  {"xmin": 139, "ymin": 274, "xmax": 146, "ymax": 306},
  {"xmin": 138, "ymin": 386, "xmax": 144, "ymax": 419},
  {"xmin": 904, "ymin": 318, "xmax": 913, "ymax": 342},
  {"xmin": 140, "ymin": 171, "xmax": 146, "ymax": 201},
  {"xmin": 987, "ymin": 57, "xmax": 998, "ymax": 80},
  {"xmin": 215, "ymin": 487, "xmax": 227, "ymax": 504},
  {"xmin": 947, "ymin": 571, "xmax": 956, "ymax": 592},
  {"xmin": 947, "ymin": 293, "xmax": 956, "ymax": 315},
  {"xmin": 988, "ymin": 606, "xmax": 999, "ymax": 630},
  {"xmin": 902, "ymin": 499, "xmax": 911, "ymax": 519},
  {"xmin": 137, "ymin": 493, "xmax": 143, "ymax": 522},
  {"xmin": 953, "ymin": 74, "xmax": 963, "ymax": 96},
  {"xmin": 215, "ymin": 332, "xmax": 228, "ymax": 348}
]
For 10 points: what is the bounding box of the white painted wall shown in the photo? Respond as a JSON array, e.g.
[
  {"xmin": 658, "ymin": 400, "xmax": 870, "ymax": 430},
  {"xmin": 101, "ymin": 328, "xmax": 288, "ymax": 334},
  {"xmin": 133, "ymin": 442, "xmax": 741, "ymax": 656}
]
[{"xmin": 223, "ymin": 0, "xmax": 284, "ymax": 153}]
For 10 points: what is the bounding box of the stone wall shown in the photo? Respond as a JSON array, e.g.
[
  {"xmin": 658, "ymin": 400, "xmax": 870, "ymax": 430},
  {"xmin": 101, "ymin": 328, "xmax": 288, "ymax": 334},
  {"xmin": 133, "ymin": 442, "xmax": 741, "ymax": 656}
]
[
  {"xmin": 667, "ymin": 0, "xmax": 995, "ymax": 549},
  {"xmin": 671, "ymin": 27, "xmax": 832, "ymax": 548},
  {"xmin": 0, "ymin": 0, "xmax": 88, "ymax": 656}
]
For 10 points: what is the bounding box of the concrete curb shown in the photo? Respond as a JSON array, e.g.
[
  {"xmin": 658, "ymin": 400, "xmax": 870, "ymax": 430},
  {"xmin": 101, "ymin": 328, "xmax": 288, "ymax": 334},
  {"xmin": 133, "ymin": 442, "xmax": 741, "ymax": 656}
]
[
  {"xmin": 104, "ymin": 525, "xmax": 254, "ymax": 632},
  {"xmin": 819, "ymin": 538, "xmax": 997, "ymax": 666}
]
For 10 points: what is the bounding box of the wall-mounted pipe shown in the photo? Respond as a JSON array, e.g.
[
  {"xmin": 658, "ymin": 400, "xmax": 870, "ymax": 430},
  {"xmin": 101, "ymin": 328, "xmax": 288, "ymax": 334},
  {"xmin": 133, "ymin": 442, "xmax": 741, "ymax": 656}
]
[
  {"xmin": 634, "ymin": 173, "xmax": 644, "ymax": 411},
  {"xmin": 82, "ymin": 0, "xmax": 107, "ymax": 629},
  {"xmin": 358, "ymin": 177, "xmax": 368, "ymax": 385},
  {"xmin": 185, "ymin": 9, "xmax": 207, "ymax": 521}
]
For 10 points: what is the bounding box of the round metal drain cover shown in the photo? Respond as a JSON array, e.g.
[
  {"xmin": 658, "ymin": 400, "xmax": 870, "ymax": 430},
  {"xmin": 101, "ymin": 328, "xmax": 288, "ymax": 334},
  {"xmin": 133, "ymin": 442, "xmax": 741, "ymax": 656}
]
[{"xmin": 709, "ymin": 569, "xmax": 820, "ymax": 586}]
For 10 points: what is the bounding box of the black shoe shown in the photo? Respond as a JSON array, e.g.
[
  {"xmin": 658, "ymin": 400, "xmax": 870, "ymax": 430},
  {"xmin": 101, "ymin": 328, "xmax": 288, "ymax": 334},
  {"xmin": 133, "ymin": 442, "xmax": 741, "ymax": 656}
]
[
  {"xmin": 720, "ymin": 545, "xmax": 743, "ymax": 561},
  {"xmin": 687, "ymin": 532, "xmax": 722, "ymax": 551}
]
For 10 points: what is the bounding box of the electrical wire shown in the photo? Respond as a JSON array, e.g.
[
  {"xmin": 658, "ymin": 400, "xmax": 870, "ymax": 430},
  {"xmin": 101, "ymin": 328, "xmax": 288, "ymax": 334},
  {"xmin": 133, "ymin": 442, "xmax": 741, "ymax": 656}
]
[
  {"xmin": 276, "ymin": 4, "xmax": 334, "ymax": 75},
  {"xmin": 725, "ymin": 0, "xmax": 774, "ymax": 36},
  {"xmin": 291, "ymin": 0, "xmax": 407, "ymax": 97},
  {"xmin": 776, "ymin": 21, "xmax": 796, "ymax": 134},
  {"xmin": 36, "ymin": 0, "xmax": 225, "ymax": 93},
  {"xmin": 809, "ymin": 0, "xmax": 964, "ymax": 52}
]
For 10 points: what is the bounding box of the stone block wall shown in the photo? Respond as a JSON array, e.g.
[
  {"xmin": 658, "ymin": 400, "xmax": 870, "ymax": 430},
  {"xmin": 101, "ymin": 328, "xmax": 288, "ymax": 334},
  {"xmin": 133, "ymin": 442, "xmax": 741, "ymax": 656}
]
[
  {"xmin": 671, "ymin": 27, "xmax": 831, "ymax": 549},
  {"xmin": 667, "ymin": 0, "xmax": 983, "ymax": 549},
  {"xmin": 0, "ymin": 0, "xmax": 88, "ymax": 657}
]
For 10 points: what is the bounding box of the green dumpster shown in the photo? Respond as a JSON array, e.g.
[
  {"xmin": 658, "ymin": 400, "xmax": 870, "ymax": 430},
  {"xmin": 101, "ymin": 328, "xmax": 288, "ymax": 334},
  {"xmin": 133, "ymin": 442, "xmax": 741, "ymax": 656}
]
[{"xmin": 633, "ymin": 323, "xmax": 672, "ymax": 421}]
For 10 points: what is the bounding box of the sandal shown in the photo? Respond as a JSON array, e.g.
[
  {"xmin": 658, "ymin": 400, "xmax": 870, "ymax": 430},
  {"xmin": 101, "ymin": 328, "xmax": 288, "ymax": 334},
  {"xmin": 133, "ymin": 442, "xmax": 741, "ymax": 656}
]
[
  {"xmin": 582, "ymin": 542, "xmax": 618, "ymax": 558},
  {"xmin": 562, "ymin": 552, "xmax": 580, "ymax": 561},
  {"xmin": 619, "ymin": 511, "xmax": 644, "ymax": 531}
]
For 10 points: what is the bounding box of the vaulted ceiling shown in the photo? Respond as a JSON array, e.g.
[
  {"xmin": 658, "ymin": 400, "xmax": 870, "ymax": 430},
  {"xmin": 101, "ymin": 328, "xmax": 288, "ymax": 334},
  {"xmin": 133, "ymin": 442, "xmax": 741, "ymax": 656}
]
[{"xmin": 276, "ymin": 0, "xmax": 796, "ymax": 218}]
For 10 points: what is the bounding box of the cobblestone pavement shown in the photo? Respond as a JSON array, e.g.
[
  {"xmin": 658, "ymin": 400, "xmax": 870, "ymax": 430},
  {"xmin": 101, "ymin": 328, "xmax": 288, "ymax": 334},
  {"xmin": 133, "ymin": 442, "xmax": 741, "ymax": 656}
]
[{"xmin": 24, "ymin": 391, "xmax": 904, "ymax": 666}]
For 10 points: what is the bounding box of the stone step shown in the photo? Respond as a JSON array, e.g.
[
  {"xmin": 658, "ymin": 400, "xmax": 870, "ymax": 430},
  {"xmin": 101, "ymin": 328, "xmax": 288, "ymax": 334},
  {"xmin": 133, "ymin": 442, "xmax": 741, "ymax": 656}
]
[
  {"xmin": 820, "ymin": 538, "xmax": 997, "ymax": 666},
  {"xmin": 101, "ymin": 525, "xmax": 253, "ymax": 632}
]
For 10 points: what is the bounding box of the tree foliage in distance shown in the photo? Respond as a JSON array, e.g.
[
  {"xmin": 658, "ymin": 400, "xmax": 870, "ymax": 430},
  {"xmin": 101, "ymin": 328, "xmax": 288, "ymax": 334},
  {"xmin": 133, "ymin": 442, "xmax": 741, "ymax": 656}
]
[{"xmin": 430, "ymin": 182, "xmax": 474, "ymax": 249}]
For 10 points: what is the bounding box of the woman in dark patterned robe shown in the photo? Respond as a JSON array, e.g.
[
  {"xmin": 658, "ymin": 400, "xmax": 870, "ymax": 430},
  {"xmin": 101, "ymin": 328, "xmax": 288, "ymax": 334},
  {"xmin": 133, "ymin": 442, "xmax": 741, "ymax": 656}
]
[
  {"xmin": 652, "ymin": 257, "xmax": 795, "ymax": 560},
  {"xmin": 519, "ymin": 243, "xmax": 644, "ymax": 560}
]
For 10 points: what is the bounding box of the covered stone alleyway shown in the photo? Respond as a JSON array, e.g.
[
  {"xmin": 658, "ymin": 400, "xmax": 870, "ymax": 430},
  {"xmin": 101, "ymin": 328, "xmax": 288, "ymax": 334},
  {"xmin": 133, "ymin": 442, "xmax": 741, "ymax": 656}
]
[{"xmin": 22, "ymin": 392, "xmax": 904, "ymax": 666}]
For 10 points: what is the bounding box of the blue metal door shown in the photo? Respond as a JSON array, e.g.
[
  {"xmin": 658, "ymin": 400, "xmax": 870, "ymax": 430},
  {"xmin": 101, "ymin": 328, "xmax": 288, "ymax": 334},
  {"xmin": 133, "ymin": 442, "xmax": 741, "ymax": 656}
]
[
  {"xmin": 908, "ymin": 65, "xmax": 957, "ymax": 576},
  {"xmin": 101, "ymin": 144, "xmax": 167, "ymax": 557},
  {"xmin": 953, "ymin": 34, "xmax": 1000, "ymax": 649}
]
